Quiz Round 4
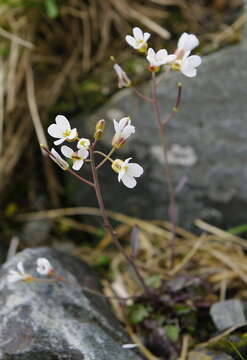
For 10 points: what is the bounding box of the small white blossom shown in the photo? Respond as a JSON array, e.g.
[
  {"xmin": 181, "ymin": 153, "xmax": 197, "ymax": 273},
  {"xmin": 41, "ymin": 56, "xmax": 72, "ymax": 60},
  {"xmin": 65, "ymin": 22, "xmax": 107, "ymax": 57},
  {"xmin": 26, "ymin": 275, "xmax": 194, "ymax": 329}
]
[
  {"xmin": 172, "ymin": 32, "xmax": 201, "ymax": 78},
  {"xmin": 112, "ymin": 158, "xmax": 143, "ymax": 188},
  {"xmin": 180, "ymin": 55, "xmax": 202, "ymax": 78},
  {"xmin": 113, "ymin": 64, "xmax": 131, "ymax": 88},
  {"xmin": 48, "ymin": 115, "xmax": 78, "ymax": 145},
  {"xmin": 61, "ymin": 145, "xmax": 89, "ymax": 171},
  {"xmin": 112, "ymin": 117, "xmax": 135, "ymax": 148},
  {"xmin": 50, "ymin": 148, "xmax": 69, "ymax": 170},
  {"xmin": 122, "ymin": 344, "xmax": 139, "ymax": 349},
  {"xmin": 77, "ymin": 138, "xmax": 90, "ymax": 150},
  {"xmin": 36, "ymin": 258, "xmax": 53, "ymax": 275},
  {"xmin": 125, "ymin": 27, "xmax": 150, "ymax": 52},
  {"xmin": 146, "ymin": 48, "xmax": 176, "ymax": 69},
  {"xmin": 7, "ymin": 262, "xmax": 32, "ymax": 283},
  {"xmin": 177, "ymin": 32, "xmax": 199, "ymax": 56}
]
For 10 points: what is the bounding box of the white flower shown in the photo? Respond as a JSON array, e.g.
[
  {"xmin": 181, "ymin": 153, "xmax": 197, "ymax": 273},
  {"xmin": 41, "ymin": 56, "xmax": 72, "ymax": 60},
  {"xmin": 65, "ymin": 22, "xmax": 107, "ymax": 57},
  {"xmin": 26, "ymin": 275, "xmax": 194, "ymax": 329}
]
[
  {"xmin": 172, "ymin": 32, "xmax": 201, "ymax": 78},
  {"xmin": 48, "ymin": 115, "xmax": 78, "ymax": 145},
  {"xmin": 122, "ymin": 344, "xmax": 139, "ymax": 349},
  {"xmin": 177, "ymin": 32, "xmax": 199, "ymax": 55},
  {"xmin": 36, "ymin": 258, "xmax": 53, "ymax": 275},
  {"xmin": 112, "ymin": 158, "xmax": 144, "ymax": 188},
  {"xmin": 125, "ymin": 27, "xmax": 150, "ymax": 52},
  {"xmin": 180, "ymin": 55, "xmax": 202, "ymax": 78},
  {"xmin": 112, "ymin": 117, "xmax": 135, "ymax": 148},
  {"xmin": 146, "ymin": 48, "xmax": 176, "ymax": 69},
  {"xmin": 113, "ymin": 64, "xmax": 131, "ymax": 88},
  {"xmin": 61, "ymin": 145, "xmax": 89, "ymax": 171},
  {"xmin": 50, "ymin": 148, "xmax": 69, "ymax": 170},
  {"xmin": 77, "ymin": 138, "xmax": 90, "ymax": 150},
  {"xmin": 7, "ymin": 262, "xmax": 32, "ymax": 283}
]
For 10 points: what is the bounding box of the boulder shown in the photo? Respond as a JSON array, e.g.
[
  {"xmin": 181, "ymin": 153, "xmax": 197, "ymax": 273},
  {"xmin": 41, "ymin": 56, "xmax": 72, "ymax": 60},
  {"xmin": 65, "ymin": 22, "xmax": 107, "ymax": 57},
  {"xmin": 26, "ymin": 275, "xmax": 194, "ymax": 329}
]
[
  {"xmin": 0, "ymin": 247, "xmax": 143, "ymax": 360},
  {"xmin": 71, "ymin": 25, "xmax": 247, "ymax": 229}
]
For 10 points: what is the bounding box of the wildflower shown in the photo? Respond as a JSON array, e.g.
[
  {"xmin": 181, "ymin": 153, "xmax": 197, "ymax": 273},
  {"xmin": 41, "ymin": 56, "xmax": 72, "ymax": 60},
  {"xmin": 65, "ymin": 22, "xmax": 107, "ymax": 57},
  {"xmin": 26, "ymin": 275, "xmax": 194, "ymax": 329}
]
[
  {"xmin": 112, "ymin": 117, "xmax": 135, "ymax": 148},
  {"xmin": 146, "ymin": 48, "xmax": 176, "ymax": 72},
  {"xmin": 112, "ymin": 158, "xmax": 143, "ymax": 188},
  {"xmin": 77, "ymin": 138, "xmax": 90, "ymax": 150},
  {"xmin": 36, "ymin": 258, "xmax": 53, "ymax": 275},
  {"xmin": 61, "ymin": 145, "xmax": 89, "ymax": 171},
  {"xmin": 125, "ymin": 27, "xmax": 150, "ymax": 53},
  {"xmin": 113, "ymin": 64, "xmax": 131, "ymax": 88},
  {"xmin": 48, "ymin": 115, "xmax": 78, "ymax": 145},
  {"xmin": 7, "ymin": 262, "xmax": 33, "ymax": 283},
  {"xmin": 176, "ymin": 32, "xmax": 199, "ymax": 58},
  {"xmin": 122, "ymin": 344, "xmax": 139, "ymax": 349},
  {"xmin": 171, "ymin": 32, "xmax": 201, "ymax": 78},
  {"xmin": 49, "ymin": 148, "xmax": 69, "ymax": 170}
]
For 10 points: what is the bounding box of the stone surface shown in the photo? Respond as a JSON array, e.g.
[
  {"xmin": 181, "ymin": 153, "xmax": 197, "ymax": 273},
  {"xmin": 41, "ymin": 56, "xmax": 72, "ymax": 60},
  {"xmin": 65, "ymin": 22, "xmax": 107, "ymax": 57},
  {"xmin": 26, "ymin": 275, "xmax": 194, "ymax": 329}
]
[
  {"xmin": 210, "ymin": 299, "xmax": 246, "ymax": 331},
  {"xmin": 71, "ymin": 27, "xmax": 247, "ymax": 229},
  {"xmin": 0, "ymin": 247, "xmax": 143, "ymax": 360}
]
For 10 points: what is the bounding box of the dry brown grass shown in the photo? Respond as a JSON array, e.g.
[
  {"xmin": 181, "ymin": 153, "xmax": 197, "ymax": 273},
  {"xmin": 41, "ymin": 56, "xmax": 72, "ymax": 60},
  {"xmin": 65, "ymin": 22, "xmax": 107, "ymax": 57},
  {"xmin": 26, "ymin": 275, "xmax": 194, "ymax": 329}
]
[{"xmin": 0, "ymin": 0, "xmax": 244, "ymax": 202}]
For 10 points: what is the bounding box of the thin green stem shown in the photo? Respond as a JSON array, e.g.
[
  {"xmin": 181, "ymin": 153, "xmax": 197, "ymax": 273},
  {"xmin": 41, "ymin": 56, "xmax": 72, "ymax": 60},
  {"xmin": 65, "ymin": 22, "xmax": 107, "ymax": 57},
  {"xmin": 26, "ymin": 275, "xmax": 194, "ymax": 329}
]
[{"xmin": 95, "ymin": 148, "xmax": 115, "ymax": 169}]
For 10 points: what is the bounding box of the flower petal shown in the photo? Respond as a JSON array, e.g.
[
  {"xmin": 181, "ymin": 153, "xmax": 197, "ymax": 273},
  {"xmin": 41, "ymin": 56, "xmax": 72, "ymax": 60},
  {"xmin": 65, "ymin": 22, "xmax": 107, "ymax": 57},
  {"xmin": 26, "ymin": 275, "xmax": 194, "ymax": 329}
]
[
  {"xmin": 72, "ymin": 159, "xmax": 84, "ymax": 170},
  {"xmin": 78, "ymin": 149, "xmax": 89, "ymax": 159},
  {"xmin": 167, "ymin": 54, "xmax": 176, "ymax": 63},
  {"xmin": 55, "ymin": 115, "xmax": 71, "ymax": 131},
  {"xmin": 48, "ymin": 124, "xmax": 63, "ymax": 138},
  {"xmin": 187, "ymin": 55, "xmax": 202, "ymax": 67},
  {"xmin": 156, "ymin": 49, "xmax": 168, "ymax": 61},
  {"xmin": 118, "ymin": 168, "xmax": 126, "ymax": 182},
  {"xmin": 178, "ymin": 33, "xmax": 199, "ymax": 52},
  {"xmin": 121, "ymin": 174, "xmax": 137, "ymax": 188},
  {"xmin": 127, "ymin": 163, "xmax": 144, "ymax": 177},
  {"xmin": 61, "ymin": 145, "xmax": 74, "ymax": 158},
  {"xmin": 133, "ymin": 27, "xmax": 143, "ymax": 40},
  {"xmin": 146, "ymin": 48, "xmax": 155, "ymax": 63},
  {"xmin": 125, "ymin": 35, "xmax": 136, "ymax": 48},
  {"xmin": 122, "ymin": 124, "xmax": 135, "ymax": 139},
  {"xmin": 143, "ymin": 32, "xmax": 151, "ymax": 42},
  {"xmin": 181, "ymin": 62, "xmax": 196, "ymax": 78},
  {"xmin": 54, "ymin": 138, "xmax": 65, "ymax": 145},
  {"xmin": 68, "ymin": 128, "xmax": 77, "ymax": 140}
]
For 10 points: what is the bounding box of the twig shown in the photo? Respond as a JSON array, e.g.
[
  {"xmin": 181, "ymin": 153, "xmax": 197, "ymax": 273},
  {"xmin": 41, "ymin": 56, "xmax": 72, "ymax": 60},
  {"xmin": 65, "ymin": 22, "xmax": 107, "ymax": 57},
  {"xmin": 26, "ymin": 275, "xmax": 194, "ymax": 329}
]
[
  {"xmin": 0, "ymin": 27, "xmax": 34, "ymax": 49},
  {"xmin": 90, "ymin": 141, "xmax": 151, "ymax": 297},
  {"xmin": 162, "ymin": 82, "xmax": 182, "ymax": 126},
  {"xmin": 26, "ymin": 61, "xmax": 48, "ymax": 149},
  {"xmin": 132, "ymin": 87, "xmax": 154, "ymax": 103},
  {"xmin": 95, "ymin": 149, "xmax": 115, "ymax": 169},
  {"xmin": 0, "ymin": 57, "xmax": 4, "ymax": 156}
]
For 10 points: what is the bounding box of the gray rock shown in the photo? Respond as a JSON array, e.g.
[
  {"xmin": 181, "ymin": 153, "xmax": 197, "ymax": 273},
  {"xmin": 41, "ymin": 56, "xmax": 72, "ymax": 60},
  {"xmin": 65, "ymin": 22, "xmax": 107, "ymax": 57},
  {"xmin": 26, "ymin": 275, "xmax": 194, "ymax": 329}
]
[
  {"xmin": 188, "ymin": 349, "xmax": 234, "ymax": 360},
  {"xmin": 71, "ymin": 26, "xmax": 247, "ymax": 228},
  {"xmin": 22, "ymin": 219, "xmax": 52, "ymax": 246},
  {"xmin": 210, "ymin": 299, "xmax": 246, "ymax": 331},
  {"xmin": 0, "ymin": 247, "xmax": 143, "ymax": 360}
]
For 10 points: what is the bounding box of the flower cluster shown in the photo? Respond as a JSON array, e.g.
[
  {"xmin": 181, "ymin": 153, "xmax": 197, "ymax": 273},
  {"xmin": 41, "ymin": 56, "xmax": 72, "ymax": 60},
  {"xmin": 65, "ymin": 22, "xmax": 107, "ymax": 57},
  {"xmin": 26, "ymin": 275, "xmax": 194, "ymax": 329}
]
[
  {"xmin": 125, "ymin": 27, "xmax": 201, "ymax": 78},
  {"xmin": 7, "ymin": 258, "xmax": 53, "ymax": 284},
  {"xmin": 47, "ymin": 114, "xmax": 143, "ymax": 188}
]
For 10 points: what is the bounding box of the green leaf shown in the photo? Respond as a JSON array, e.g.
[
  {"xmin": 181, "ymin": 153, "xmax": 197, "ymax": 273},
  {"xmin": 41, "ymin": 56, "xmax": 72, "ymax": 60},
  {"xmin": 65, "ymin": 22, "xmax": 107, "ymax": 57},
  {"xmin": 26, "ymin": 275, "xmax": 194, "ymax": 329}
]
[
  {"xmin": 145, "ymin": 274, "xmax": 162, "ymax": 289},
  {"xmin": 44, "ymin": 0, "xmax": 59, "ymax": 18},
  {"xmin": 164, "ymin": 325, "xmax": 180, "ymax": 342},
  {"xmin": 129, "ymin": 304, "xmax": 150, "ymax": 324},
  {"xmin": 94, "ymin": 255, "xmax": 110, "ymax": 267},
  {"xmin": 228, "ymin": 224, "xmax": 247, "ymax": 235}
]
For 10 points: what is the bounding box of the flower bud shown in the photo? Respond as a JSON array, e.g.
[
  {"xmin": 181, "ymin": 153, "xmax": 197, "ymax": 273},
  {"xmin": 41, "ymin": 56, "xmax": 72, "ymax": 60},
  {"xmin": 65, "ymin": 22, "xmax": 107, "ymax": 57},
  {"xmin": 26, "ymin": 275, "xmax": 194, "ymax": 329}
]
[{"xmin": 94, "ymin": 119, "xmax": 105, "ymax": 140}]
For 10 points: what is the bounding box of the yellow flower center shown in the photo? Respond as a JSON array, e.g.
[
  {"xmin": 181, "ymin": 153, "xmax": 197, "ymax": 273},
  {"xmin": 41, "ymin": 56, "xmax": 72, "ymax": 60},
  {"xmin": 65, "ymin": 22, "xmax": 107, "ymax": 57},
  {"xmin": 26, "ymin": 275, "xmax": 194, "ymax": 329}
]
[
  {"xmin": 63, "ymin": 130, "xmax": 71, "ymax": 137},
  {"xmin": 112, "ymin": 159, "xmax": 124, "ymax": 173}
]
